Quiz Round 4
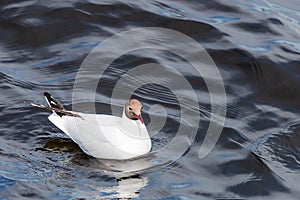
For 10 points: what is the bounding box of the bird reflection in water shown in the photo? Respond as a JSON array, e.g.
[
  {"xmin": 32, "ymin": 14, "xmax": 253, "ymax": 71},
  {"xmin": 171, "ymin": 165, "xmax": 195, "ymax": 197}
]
[
  {"xmin": 43, "ymin": 138, "xmax": 150, "ymax": 199},
  {"xmin": 95, "ymin": 174, "xmax": 148, "ymax": 199}
]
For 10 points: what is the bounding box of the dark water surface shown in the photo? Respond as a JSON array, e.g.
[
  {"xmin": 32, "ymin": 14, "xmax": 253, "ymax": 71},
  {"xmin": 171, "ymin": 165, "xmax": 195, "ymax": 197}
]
[{"xmin": 1, "ymin": 0, "xmax": 300, "ymax": 199}]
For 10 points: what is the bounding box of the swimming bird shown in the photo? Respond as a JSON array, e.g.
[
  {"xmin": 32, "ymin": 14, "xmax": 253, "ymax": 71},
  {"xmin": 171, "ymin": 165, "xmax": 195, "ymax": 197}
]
[{"xmin": 30, "ymin": 92, "xmax": 152, "ymax": 160}]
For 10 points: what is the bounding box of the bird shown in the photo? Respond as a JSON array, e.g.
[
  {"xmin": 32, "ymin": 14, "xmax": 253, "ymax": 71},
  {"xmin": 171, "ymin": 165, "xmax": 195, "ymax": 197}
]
[{"xmin": 30, "ymin": 92, "xmax": 152, "ymax": 160}]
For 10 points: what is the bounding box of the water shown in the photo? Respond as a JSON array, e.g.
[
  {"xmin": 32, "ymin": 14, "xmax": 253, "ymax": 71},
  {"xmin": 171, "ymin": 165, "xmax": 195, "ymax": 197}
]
[{"xmin": 1, "ymin": 0, "xmax": 300, "ymax": 199}]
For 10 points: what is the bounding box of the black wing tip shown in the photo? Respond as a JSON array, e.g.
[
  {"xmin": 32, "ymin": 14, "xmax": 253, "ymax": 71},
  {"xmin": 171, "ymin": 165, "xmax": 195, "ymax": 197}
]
[
  {"xmin": 43, "ymin": 92, "xmax": 65, "ymax": 117},
  {"xmin": 43, "ymin": 92, "xmax": 53, "ymax": 106},
  {"xmin": 44, "ymin": 92, "xmax": 51, "ymax": 97}
]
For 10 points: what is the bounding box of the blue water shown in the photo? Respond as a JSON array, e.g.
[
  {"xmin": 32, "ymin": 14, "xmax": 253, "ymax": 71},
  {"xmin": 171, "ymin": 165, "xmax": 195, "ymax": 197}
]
[{"xmin": 1, "ymin": 0, "xmax": 300, "ymax": 199}]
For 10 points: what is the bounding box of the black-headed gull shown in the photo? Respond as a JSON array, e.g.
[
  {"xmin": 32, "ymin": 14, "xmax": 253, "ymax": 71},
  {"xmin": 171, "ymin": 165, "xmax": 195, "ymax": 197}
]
[{"xmin": 31, "ymin": 92, "xmax": 152, "ymax": 160}]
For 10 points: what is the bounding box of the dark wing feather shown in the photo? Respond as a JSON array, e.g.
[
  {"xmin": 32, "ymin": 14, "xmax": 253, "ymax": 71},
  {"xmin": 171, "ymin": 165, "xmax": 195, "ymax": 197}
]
[{"xmin": 44, "ymin": 92, "xmax": 65, "ymax": 117}]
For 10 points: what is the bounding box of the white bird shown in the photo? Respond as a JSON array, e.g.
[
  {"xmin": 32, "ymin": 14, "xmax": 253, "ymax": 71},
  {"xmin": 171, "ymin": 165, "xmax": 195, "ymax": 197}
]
[{"xmin": 30, "ymin": 92, "xmax": 152, "ymax": 160}]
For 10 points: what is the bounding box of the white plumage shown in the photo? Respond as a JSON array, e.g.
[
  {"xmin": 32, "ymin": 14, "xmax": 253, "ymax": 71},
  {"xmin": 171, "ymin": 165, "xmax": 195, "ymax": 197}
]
[
  {"xmin": 34, "ymin": 92, "xmax": 152, "ymax": 160},
  {"xmin": 48, "ymin": 110, "xmax": 151, "ymax": 160}
]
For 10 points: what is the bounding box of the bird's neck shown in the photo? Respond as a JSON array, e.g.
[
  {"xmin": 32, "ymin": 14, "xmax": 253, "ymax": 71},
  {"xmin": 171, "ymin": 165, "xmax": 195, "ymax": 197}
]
[
  {"xmin": 121, "ymin": 106, "xmax": 144, "ymax": 127},
  {"xmin": 119, "ymin": 106, "xmax": 148, "ymax": 138}
]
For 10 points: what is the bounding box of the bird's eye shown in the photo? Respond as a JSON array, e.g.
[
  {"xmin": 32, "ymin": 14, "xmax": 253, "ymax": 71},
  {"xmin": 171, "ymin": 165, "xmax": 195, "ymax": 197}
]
[{"xmin": 129, "ymin": 107, "xmax": 132, "ymax": 110}]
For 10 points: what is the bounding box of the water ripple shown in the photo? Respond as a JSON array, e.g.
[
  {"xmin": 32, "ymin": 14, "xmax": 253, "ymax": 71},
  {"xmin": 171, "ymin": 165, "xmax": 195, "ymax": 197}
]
[{"xmin": 0, "ymin": 0, "xmax": 300, "ymax": 199}]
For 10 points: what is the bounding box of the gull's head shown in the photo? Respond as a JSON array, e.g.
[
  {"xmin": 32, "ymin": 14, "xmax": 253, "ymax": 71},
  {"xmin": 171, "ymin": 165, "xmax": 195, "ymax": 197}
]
[{"xmin": 125, "ymin": 99, "xmax": 144, "ymax": 124}]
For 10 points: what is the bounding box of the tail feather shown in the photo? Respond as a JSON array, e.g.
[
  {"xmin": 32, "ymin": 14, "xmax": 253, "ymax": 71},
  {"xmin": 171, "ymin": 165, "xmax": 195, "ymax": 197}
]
[{"xmin": 44, "ymin": 92, "xmax": 65, "ymax": 117}]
